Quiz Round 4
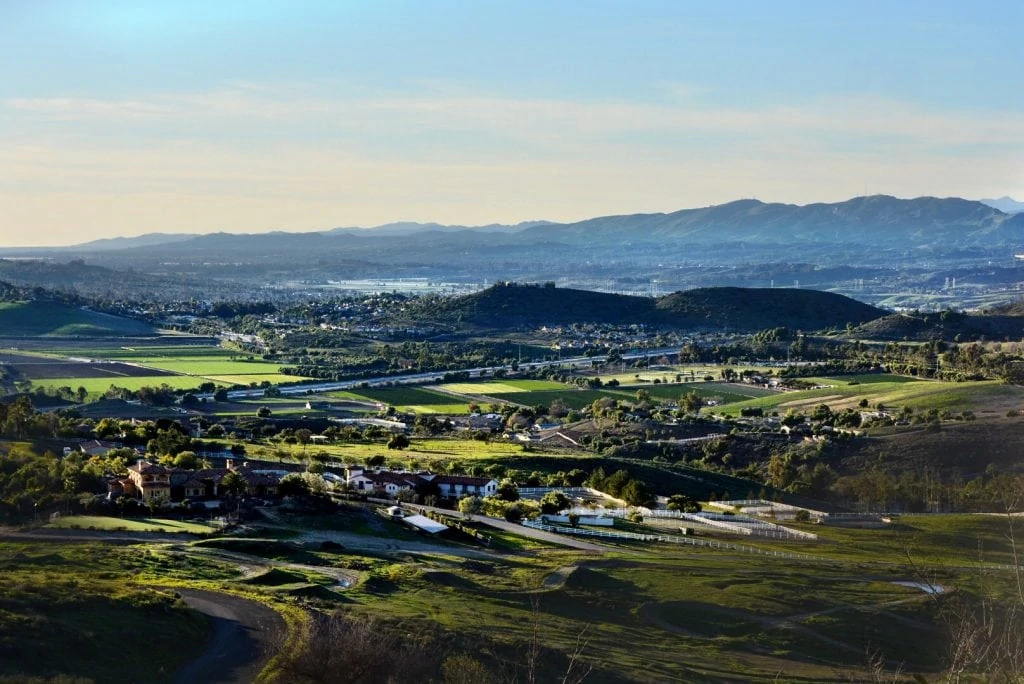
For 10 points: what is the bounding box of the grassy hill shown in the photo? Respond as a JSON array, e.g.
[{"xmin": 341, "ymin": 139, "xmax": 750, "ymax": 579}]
[
  {"xmin": 0, "ymin": 301, "xmax": 155, "ymax": 337},
  {"xmin": 655, "ymin": 287, "xmax": 885, "ymax": 330},
  {"xmin": 416, "ymin": 283, "xmax": 886, "ymax": 332},
  {"xmin": 852, "ymin": 310, "xmax": 1024, "ymax": 341}
]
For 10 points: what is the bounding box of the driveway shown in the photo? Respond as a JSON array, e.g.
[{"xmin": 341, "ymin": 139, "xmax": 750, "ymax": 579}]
[{"xmin": 172, "ymin": 589, "xmax": 285, "ymax": 684}]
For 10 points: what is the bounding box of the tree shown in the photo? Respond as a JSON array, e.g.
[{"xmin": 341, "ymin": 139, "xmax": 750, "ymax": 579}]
[
  {"xmin": 172, "ymin": 451, "xmax": 198, "ymax": 470},
  {"xmin": 496, "ymin": 478, "xmax": 520, "ymax": 502},
  {"xmin": 458, "ymin": 495, "xmax": 483, "ymax": 520},
  {"xmin": 213, "ymin": 388, "xmax": 229, "ymax": 402},
  {"xmin": 256, "ymin": 406, "xmax": 272, "ymax": 418},
  {"xmin": 621, "ymin": 479, "xmax": 653, "ymax": 507},
  {"xmin": 222, "ymin": 471, "xmax": 247, "ymax": 498},
  {"xmin": 680, "ymin": 391, "xmax": 702, "ymax": 414},
  {"xmin": 387, "ymin": 434, "xmax": 410, "ymax": 450},
  {"xmin": 539, "ymin": 491, "xmax": 571, "ymax": 514},
  {"xmin": 278, "ymin": 472, "xmax": 310, "ymax": 497},
  {"xmin": 667, "ymin": 494, "xmax": 702, "ymax": 513}
]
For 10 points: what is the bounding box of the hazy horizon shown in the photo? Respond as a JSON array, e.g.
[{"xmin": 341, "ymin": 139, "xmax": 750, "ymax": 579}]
[
  {"xmin": 3, "ymin": 1, "xmax": 1023, "ymax": 247},
  {"xmin": 2, "ymin": 192, "xmax": 1018, "ymax": 250}
]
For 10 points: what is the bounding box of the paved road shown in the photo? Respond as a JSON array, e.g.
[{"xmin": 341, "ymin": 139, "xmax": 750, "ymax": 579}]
[
  {"xmin": 198, "ymin": 347, "xmax": 683, "ymax": 400},
  {"xmin": 173, "ymin": 589, "xmax": 285, "ymax": 684}
]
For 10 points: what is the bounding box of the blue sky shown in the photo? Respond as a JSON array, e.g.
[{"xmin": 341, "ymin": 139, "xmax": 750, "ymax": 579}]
[{"xmin": 1, "ymin": 0, "xmax": 1022, "ymax": 245}]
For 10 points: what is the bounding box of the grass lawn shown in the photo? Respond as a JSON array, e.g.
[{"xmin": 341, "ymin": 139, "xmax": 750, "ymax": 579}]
[
  {"xmin": 48, "ymin": 516, "xmax": 219, "ymax": 534},
  {"xmin": 243, "ymin": 437, "xmax": 529, "ymax": 465}
]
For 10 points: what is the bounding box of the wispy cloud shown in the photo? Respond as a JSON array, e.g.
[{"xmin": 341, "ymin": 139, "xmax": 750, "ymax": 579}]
[
  {"xmin": 2, "ymin": 84, "xmax": 1023, "ymax": 245},
  {"xmin": 7, "ymin": 85, "xmax": 1024, "ymax": 149}
]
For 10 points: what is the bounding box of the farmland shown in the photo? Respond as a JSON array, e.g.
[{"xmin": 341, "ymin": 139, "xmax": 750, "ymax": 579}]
[
  {"xmin": 1, "ymin": 340, "xmax": 311, "ymax": 397},
  {"xmin": 429, "ymin": 377, "xmax": 772, "ymax": 411},
  {"xmin": 328, "ymin": 386, "xmax": 473, "ymax": 414},
  {"xmin": 717, "ymin": 374, "xmax": 1019, "ymax": 416}
]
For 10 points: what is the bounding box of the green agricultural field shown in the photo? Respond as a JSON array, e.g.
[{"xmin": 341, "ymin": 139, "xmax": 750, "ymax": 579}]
[
  {"xmin": 55, "ymin": 345, "xmax": 239, "ymax": 360},
  {"xmin": 623, "ymin": 381, "xmax": 775, "ymax": 404},
  {"xmin": 203, "ymin": 373, "xmax": 308, "ymax": 385},
  {"xmin": 439, "ymin": 379, "xmax": 566, "ymax": 395},
  {"xmin": 328, "ymin": 386, "xmax": 473, "ymax": 414},
  {"xmin": 0, "ymin": 300, "xmax": 155, "ymax": 337},
  {"xmin": 48, "ymin": 516, "xmax": 219, "ymax": 534},
  {"xmin": 32, "ymin": 375, "xmax": 212, "ymax": 395},
  {"xmin": 716, "ymin": 374, "xmax": 1020, "ymax": 416},
  {"xmin": 489, "ymin": 388, "xmax": 624, "ymax": 409},
  {"xmin": 594, "ymin": 364, "xmax": 778, "ymax": 385},
  {"xmin": 138, "ymin": 359, "xmax": 292, "ymax": 375}
]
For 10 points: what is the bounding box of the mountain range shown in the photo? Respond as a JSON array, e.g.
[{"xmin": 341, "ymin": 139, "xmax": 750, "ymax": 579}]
[
  {"xmin": 4, "ymin": 194, "xmax": 1022, "ymax": 255},
  {"xmin": 979, "ymin": 196, "xmax": 1024, "ymax": 214},
  {"xmin": 4, "ymin": 195, "xmax": 1024, "ymax": 302}
]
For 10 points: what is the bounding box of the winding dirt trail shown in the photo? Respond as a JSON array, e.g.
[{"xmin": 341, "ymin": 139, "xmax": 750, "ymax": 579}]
[{"xmin": 172, "ymin": 589, "xmax": 285, "ymax": 684}]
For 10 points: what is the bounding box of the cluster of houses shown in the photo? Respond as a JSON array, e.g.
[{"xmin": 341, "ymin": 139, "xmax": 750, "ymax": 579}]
[
  {"xmin": 345, "ymin": 467, "xmax": 498, "ymax": 499},
  {"xmin": 108, "ymin": 458, "xmax": 284, "ymax": 502},
  {"xmin": 104, "ymin": 455, "xmax": 500, "ymax": 505}
]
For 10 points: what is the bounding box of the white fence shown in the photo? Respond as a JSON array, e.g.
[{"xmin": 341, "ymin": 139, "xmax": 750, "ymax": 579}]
[
  {"xmin": 561, "ymin": 507, "xmax": 817, "ymax": 540},
  {"xmin": 521, "ymin": 520, "xmax": 818, "ymax": 560}
]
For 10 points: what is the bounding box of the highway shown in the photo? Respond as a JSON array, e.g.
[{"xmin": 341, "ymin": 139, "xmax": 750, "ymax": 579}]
[{"xmin": 198, "ymin": 346, "xmax": 683, "ymax": 401}]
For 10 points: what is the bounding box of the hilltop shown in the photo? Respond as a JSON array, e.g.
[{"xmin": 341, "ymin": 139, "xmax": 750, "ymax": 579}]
[
  {"xmin": 412, "ymin": 282, "xmax": 887, "ymax": 332},
  {"xmin": 852, "ymin": 309, "xmax": 1024, "ymax": 341},
  {"xmin": 655, "ymin": 287, "xmax": 885, "ymax": 331},
  {"xmin": 0, "ymin": 300, "xmax": 155, "ymax": 337}
]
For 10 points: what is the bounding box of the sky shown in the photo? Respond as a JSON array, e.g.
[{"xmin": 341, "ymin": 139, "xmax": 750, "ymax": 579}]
[{"xmin": 1, "ymin": 0, "xmax": 1023, "ymax": 246}]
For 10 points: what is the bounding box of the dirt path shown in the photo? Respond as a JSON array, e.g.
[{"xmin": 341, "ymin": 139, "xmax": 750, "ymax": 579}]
[
  {"xmin": 172, "ymin": 589, "xmax": 285, "ymax": 684},
  {"xmin": 542, "ymin": 564, "xmax": 579, "ymax": 589}
]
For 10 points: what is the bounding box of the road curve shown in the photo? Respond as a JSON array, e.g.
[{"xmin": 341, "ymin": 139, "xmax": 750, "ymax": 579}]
[{"xmin": 172, "ymin": 589, "xmax": 285, "ymax": 684}]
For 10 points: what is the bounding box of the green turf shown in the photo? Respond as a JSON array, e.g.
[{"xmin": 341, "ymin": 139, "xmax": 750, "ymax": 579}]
[{"xmin": 48, "ymin": 516, "xmax": 219, "ymax": 534}]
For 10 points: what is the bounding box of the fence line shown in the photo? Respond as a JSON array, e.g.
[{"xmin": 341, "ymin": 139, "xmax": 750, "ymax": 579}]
[{"xmin": 521, "ymin": 520, "xmax": 818, "ymax": 560}]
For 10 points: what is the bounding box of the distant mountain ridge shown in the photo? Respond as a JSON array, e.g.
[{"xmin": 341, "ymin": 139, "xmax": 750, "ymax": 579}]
[
  {"xmin": 5, "ymin": 194, "xmax": 1019, "ymax": 254},
  {"xmin": 980, "ymin": 196, "xmax": 1024, "ymax": 214},
  {"xmin": 520, "ymin": 195, "xmax": 1016, "ymax": 246}
]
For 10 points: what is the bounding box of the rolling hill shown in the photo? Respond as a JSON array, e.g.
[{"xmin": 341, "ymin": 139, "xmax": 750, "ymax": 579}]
[
  {"xmin": 851, "ymin": 310, "xmax": 1024, "ymax": 341},
  {"xmin": 0, "ymin": 301, "xmax": 155, "ymax": 337},
  {"xmin": 655, "ymin": 287, "xmax": 885, "ymax": 330},
  {"xmin": 412, "ymin": 283, "xmax": 887, "ymax": 332}
]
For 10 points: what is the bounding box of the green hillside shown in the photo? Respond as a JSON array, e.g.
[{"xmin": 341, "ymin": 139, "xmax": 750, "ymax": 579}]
[
  {"xmin": 852, "ymin": 310, "xmax": 1024, "ymax": 341},
  {"xmin": 0, "ymin": 301, "xmax": 155, "ymax": 337},
  {"xmin": 417, "ymin": 282, "xmax": 886, "ymax": 332},
  {"xmin": 655, "ymin": 286, "xmax": 886, "ymax": 330}
]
